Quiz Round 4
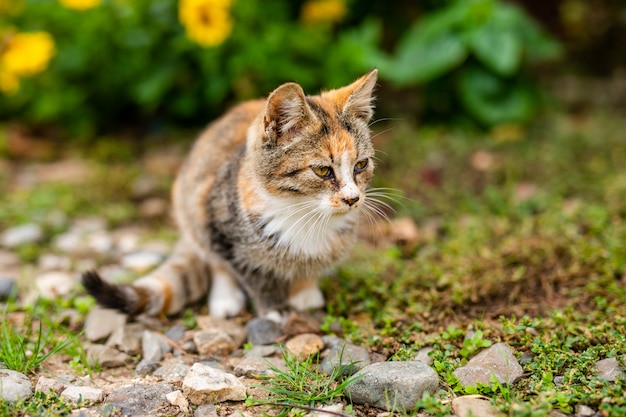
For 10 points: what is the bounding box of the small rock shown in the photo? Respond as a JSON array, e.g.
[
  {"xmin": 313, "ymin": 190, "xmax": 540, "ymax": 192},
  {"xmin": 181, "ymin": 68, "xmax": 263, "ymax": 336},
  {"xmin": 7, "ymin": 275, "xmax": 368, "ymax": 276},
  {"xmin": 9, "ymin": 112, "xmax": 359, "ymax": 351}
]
[
  {"xmin": 548, "ymin": 410, "xmax": 570, "ymax": 417},
  {"xmin": 61, "ymin": 386, "xmax": 104, "ymax": 403},
  {"xmin": 554, "ymin": 376, "xmax": 565, "ymax": 386},
  {"xmin": 84, "ymin": 306, "xmax": 127, "ymax": 342},
  {"xmin": 247, "ymin": 317, "xmax": 283, "ymax": 345},
  {"xmin": 106, "ymin": 322, "xmax": 145, "ymax": 354},
  {"xmin": 196, "ymin": 315, "xmax": 247, "ymax": 346},
  {"xmin": 165, "ymin": 324, "xmax": 186, "ymax": 343},
  {"xmin": 135, "ymin": 359, "xmax": 160, "ymax": 377},
  {"xmin": 345, "ymin": 361, "xmax": 439, "ymax": 412},
  {"xmin": 454, "ymin": 343, "xmax": 523, "ymax": 387},
  {"xmin": 35, "ymin": 271, "xmax": 76, "ymax": 298},
  {"xmin": 245, "ymin": 345, "xmax": 280, "ymax": 358},
  {"xmin": 0, "ymin": 276, "xmax": 16, "ymax": 300},
  {"xmin": 594, "ymin": 356, "xmax": 626, "ymax": 382},
  {"xmin": 121, "ymin": 251, "xmax": 164, "ymax": 272},
  {"xmin": 285, "ymin": 333, "xmax": 324, "ymax": 358},
  {"xmin": 153, "ymin": 363, "xmax": 192, "ymax": 383},
  {"xmin": 451, "ymin": 395, "xmax": 499, "ymax": 417},
  {"xmin": 576, "ymin": 405, "xmax": 596, "ymax": 417},
  {"xmin": 414, "ymin": 347, "xmax": 434, "ymax": 366},
  {"xmin": 105, "ymin": 383, "xmax": 175, "ymax": 415},
  {"xmin": 519, "ymin": 351, "xmax": 535, "ymax": 365},
  {"xmin": 320, "ymin": 342, "xmax": 370, "ymax": 376},
  {"xmin": 193, "ymin": 329, "xmax": 239, "ymax": 357},
  {"xmin": 389, "ymin": 217, "xmax": 419, "ymax": 253},
  {"xmin": 166, "ymin": 389, "xmax": 189, "ymax": 410},
  {"xmin": 35, "ymin": 376, "xmax": 67, "ymax": 395},
  {"xmin": 234, "ymin": 356, "xmax": 287, "ymax": 378},
  {"xmin": 85, "ymin": 344, "xmax": 131, "ymax": 368},
  {"xmin": 182, "ymin": 363, "xmax": 247, "ymax": 405},
  {"xmin": 142, "ymin": 330, "xmax": 171, "ymax": 362},
  {"xmin": 304, "ymin": 403, "xmax": 344, "ymax": 417},
  {"xmin": 195, "ymin": 404, "xmax": 218, "ymax": 417},
  {"xmin": 0, "ymin": 369, "xmax": 32, "ymax": 402},
  {"xmin": 86, "ymin": 232, "xmax": 114, "ymax": 254},
  {"xmin": 52, "ymin": 232, "xmax": 84, "ymax": 254},
  {"xmin": 0, "ymin": 223, "xmax": 42, "ymax": 247},
  {"xmin": 0, "ymin": 250, "xmax": 20, "ymax": 269}
]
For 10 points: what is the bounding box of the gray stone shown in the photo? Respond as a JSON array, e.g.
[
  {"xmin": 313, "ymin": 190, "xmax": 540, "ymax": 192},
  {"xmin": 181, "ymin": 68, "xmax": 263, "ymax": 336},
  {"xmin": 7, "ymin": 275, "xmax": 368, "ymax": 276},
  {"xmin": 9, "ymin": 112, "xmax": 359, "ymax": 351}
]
[
  {"xmin": 85, "ymin": 344, "xmax": 131, "ymax": 368},
  {"xmin": 285, "ymin": 333, "xmax": 324, "ymax": 358},
  {"xmin": 414, "ymin": 347, "xmax": 434, "ymax": 366},
  {"xmin": 320, "ymin": 342, "xmax": 370, "ymax": 376},
  {"xmin": 234, "ymin": 356, "xmax": 288, "ymax": 378},
  {"xmin": 35, "ymin": 271, "xmax": 76, "ymax": 298},
  {"xmin": 0, "ymin": 276, "xmax": 16, "ymax": 300},
  {"xmin": 451, "ymin": 395, "xmax": 499, "ymax": 417},
  {"xmin": 0, "ymin": 223, "xmax": 42, "ymax": 247},
  {"xmin": 453, "ymin": 343, "xmax": 523, "ymax": 387},
  {"xmin": 165, "ymin": 324, "xmax": 186, "ymax": 343},
  {"xmin": 84, "ymin": 306, "xmax": 127, "ymax": 342},
  {"xmin": 345, "ymin": 361, "xmax": 439, "ymax": 412},
  {"xmin": 61, "ymin": 386, "xmax": 104, "ymax": 403},
  {"xmin": 195, "ymin": 404, "xmax": 218, "ymax": 417},
  {"xmin": 548, "ymin": 410, "xmax": 570, "ymax": 417},
  {"xmin": 35, "ymin": 376, "xmax": 67, "ymax": 395},
  {"xmin": 105, "ymin": 383, "xmax": 175, "ymax": 415},
  {"xmin": 0, "ymin": 369, "xmax": 32, "ymax": 402},
  {"xmin": 247, "ymin": 318, "xmax": 283, "ymax": 345},
  {"xmin": 576, "ymin": 405, "xmax": 596, "ymax": 417},
  {"xmin": 519, "ymin": 351, "xmax": 535, "ymax": 365},
  {"xmin": 142, "ymin": 330, "xmax": 171, "ymax": 362},
  {"xmin": 245, "ymin": 345, "xmax": 280, "ymax": 358},
  {"xmin": 153, "ymin": 363, "xmax": 192, "ymax": 383},
  {"xmin": 197, "ymin": 315, "xmax": 247, "ymax": 347},
  {"xmin": 194, "ymin": 329, "xmax": 238, "ymax": 357},
  {"xmin": 594, "ymin": 356, "xmax": 626, "ymax": 382},
  {"xmin": 135, "ymin": 359, "xmax": 160, "ymax": 377},
  {"xmin": 182, "ymin": 363, "xmax": 247, "ymax": 405},
  {"xmin": 106, "ymin": 322, "xmax": 145, "ymax": 354}
]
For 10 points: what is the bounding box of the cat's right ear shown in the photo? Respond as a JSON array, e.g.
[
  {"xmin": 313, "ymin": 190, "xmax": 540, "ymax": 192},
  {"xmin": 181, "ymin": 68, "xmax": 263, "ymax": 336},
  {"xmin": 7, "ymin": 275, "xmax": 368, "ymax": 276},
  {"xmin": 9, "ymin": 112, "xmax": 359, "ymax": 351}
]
[{"xmin": 263, "ymin": 82, "xmax": 312, "ymax": 144}]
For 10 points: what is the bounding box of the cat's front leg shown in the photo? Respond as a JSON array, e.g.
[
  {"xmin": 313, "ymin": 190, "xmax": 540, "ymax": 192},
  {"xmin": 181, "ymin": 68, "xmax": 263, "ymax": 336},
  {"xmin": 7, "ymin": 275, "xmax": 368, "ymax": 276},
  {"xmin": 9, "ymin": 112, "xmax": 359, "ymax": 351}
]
[
  {"xmin": 208, "ymin": 264, "xmax": 246, "ymax": 318},
  {"xmin": 288, "ymin": 277, "xmax": 325, "ymax": 311}
]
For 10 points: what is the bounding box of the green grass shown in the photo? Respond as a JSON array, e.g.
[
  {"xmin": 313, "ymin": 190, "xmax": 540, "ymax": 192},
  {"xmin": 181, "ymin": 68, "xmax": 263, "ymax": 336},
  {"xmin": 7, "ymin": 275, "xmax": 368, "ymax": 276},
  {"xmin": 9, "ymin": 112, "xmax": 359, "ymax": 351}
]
[{"xmin": 0, "ymin": 391, "xmax": 78, "ymax": 417}]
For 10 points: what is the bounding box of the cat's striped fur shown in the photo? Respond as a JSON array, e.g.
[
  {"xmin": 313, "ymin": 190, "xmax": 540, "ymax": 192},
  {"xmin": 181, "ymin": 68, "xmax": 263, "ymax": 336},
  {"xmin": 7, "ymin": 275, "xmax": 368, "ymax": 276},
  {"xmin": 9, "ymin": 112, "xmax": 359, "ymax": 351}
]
[{"xmin": 82, "ymin": 70, "xmax": 378, "ymax": 319}]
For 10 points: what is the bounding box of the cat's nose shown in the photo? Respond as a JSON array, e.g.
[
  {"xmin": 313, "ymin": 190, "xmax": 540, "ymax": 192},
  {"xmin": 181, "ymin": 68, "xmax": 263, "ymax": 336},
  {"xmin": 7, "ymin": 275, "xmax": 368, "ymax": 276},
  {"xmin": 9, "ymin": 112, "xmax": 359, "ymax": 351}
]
[{"xmin": 342, "ymin": 196, "xmax": 360, "ymax": 206}]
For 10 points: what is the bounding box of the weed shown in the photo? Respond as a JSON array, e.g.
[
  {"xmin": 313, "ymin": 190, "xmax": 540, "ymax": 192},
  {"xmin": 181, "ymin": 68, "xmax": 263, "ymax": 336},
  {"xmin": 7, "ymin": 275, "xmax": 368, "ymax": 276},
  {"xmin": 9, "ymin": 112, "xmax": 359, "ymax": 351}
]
[{"xmin": 0, "ymin": 391, "xmax": 77, "ymax": 417}]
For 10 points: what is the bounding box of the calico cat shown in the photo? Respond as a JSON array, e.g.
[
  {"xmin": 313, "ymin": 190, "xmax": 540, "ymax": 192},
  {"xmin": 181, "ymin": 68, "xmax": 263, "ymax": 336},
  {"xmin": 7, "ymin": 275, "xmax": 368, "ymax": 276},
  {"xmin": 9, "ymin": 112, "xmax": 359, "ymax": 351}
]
[{"xmin": 82, "ymin": 69, "xmax": 379, "ymax": 320}]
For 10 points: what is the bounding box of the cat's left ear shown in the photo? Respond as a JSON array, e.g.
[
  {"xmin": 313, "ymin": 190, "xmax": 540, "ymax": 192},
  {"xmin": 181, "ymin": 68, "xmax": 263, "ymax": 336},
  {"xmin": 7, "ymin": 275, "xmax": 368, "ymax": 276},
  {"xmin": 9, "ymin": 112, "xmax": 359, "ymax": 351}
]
[
  {"xmin": 341, "ymin": 69, "xmax": 378, "ymax": 122},
  {"xmin": 263, "ymin": 82, "xmax": 313, "ymax": 143}
]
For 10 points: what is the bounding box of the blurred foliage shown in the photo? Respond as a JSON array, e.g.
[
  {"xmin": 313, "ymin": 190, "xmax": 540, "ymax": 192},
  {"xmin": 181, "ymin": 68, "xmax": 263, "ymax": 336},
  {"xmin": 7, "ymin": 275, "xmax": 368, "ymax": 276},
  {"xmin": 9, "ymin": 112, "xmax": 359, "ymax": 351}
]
[{"xmin": 0, "ymin": 0, "xmax": 562, "ymax": 136}]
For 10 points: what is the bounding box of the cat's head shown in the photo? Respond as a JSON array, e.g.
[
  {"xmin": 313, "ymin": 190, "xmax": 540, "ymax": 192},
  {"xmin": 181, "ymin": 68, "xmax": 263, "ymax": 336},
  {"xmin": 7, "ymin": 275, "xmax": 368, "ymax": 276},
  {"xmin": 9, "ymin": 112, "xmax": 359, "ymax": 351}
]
[{"xmin": 250, "ymin": 69, "xmax": 378, "ymax": 218}]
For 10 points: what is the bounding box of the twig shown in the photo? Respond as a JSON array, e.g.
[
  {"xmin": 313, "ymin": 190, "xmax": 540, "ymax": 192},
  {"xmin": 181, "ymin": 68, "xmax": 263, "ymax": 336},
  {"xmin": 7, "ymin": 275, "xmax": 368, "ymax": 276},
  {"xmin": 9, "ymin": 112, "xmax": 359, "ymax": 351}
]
[{"xmin": 253, "ymin": 401, "xmax": 352, "ymax": 417}]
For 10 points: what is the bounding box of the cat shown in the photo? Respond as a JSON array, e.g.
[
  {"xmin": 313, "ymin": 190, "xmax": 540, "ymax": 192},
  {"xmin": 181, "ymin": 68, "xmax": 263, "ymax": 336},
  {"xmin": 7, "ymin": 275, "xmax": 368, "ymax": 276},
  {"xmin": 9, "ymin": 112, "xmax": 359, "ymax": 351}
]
[{"xmin": 82, "ymin": 69, "xmax": 379, "ymax": 321}]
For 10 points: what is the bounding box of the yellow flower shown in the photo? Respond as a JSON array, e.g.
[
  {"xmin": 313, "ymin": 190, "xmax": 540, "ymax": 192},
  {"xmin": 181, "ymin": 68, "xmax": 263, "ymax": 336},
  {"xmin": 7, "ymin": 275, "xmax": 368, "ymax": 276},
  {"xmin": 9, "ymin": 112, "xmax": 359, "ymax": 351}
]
[
  {"xmin": 0, "ymin": 70, "xmax": 19, "ymax": 94},
  {"xmin": 58, "ymin": 0, "xmax": 101, "ymax": 11},
  {"xmin": 1, "ymin": 32, "xmax": 56, "ymax": 77},
  {"xmin": 179, "ymin": 0, "xmax": 233, "ymax": 47},
  {"xmin": 301, "ymin": 0, "xmax": 347, "ymax": 25}
]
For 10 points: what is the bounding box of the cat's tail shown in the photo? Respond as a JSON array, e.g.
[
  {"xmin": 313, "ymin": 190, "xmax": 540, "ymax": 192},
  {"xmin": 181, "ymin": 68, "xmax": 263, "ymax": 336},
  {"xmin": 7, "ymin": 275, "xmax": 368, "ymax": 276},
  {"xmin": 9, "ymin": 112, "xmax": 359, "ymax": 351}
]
[{"xmin": 81, "ymin": 240, "xmax": 210, "ymax": 316}]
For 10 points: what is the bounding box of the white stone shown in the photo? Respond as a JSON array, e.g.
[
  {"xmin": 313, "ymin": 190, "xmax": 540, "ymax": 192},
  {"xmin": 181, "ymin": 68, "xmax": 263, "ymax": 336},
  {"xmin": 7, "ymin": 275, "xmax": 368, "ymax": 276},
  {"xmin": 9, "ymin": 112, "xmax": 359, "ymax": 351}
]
[
  {"xmin": 84, "ymin": 306, "xmax": 127, "ymax": 341},
  {"xmin": 452, "ymin": 395, "xmax": 499, "ymax": 417},
  {"xmin": 182, "ymin": 363, "xmax": 247, "ymax": 405},
  {"xmin": 0, "ymin": 369, "xmax": 32, "ymax": 401},
  {"xmin": 38, "ymin": 254, "xmax": 71, "ymax": 271},
  {"xmin": 1, "ymin": 223, "xmax": 42, "ymax": 247},
  {"xmin": 166, "ymin": 389, "xmax": 189, "ymax": 410},
  {"xmin": 35, "ymin": 271, "xmax": 76, "ymax": 298},
  {"xmin": 61, "ymin": 386, "xmax": 104, "ymax": 403},
  {"xmin": 35, "ymin": 376, "xmax": 66, "ymax": 395}
]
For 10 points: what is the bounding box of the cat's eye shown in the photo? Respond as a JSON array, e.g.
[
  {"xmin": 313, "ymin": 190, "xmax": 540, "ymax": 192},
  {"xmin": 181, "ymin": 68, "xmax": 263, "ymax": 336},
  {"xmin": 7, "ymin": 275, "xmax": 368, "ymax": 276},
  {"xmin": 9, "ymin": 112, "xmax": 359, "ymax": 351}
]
[
  {"xmin": 354, "ymin": 159, "xmax": 369, "ymax": 173},
  {"xmin": 311, "ymin": 166, "xmax": 334, "ymax": 179}
]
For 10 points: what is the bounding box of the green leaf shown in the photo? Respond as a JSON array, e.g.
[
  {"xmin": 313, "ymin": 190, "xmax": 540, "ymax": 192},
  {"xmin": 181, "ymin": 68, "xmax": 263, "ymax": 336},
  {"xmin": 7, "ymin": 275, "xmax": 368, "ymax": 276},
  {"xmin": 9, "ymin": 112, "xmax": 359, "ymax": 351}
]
[
  {"xmin": 457, "ymin": 65, "xmax": 534, "ymax": 126},
  {"xmin": 469, "ymin": 24, "xmax": 522, "ymax": 76}
]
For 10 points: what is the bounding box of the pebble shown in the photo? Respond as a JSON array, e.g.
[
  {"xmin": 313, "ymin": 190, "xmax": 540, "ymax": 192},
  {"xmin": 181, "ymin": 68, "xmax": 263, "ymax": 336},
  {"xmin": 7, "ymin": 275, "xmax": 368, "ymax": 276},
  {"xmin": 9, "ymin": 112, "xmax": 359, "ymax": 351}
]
[
  {"xmin": 153, "ymin": 362, "xmax": 192, "ymax": 383},
  {"xmin": 304, "ymin": 403, "xmax": 344, "ymax": 417},
  {"xmin": 320, "ymin": 341, "xmax": 371, "ymax": 376},
  {"xmin": 52, "ymin": 232, "xmax": 84, "ymax": 254},
  {"xmin": 0, "ymin": 276, "xmax": 16, "ymax": 300},
  {"xmin": 345, "ymin": 361, "xmax": 439, "ymax": 412},
  {"xmin": 38, "ymin": 254, "xmax": 72, "ymax": 271},
  {"xmin": 233, "ymin": 356, "xmax": 287, "ymax": 378},
  {"xmin": 193, "ymin": 329, "xmax": 239, "ymax": 357},
  {"xmin": 451, "ymin": 395, "xmax": 499, "ymax": 417},
  {"xmin": 106, "ymin": 322, "xmax": 145, "ymax": 354},
  {"xmin": 0, "ymin": 249, "xmax": 20, "ymax": 269},
  {"xmin": 453, "ymin": 343, "xmax": 523, "ymax": 387},
  {"xmin": 576, "ymin": 405, "xmax": 596, "ymax": 417},
  {"xmin": 105, "ymin": 383, "xmax": 175, "ymax": 415},
  {"xmin": 83, "ymin": 306, "xmax": 127, "ymax": 342},
  {"xmin": 414, "ymin": 346, "xmax": 434, "ymax": 366},
  {"xmin": 182, "ymin": 363, "xmax": 247, "ymax": 405},
  {"xmin": 165, "ymin": 323, "xmax": 186, "ymax": 344},
  {"xmin": 35, "ymin": 271, "xmax": 76, "ymax": 298},
  {"xmin": 593, "ymin": 356, "xmax": 626, "ymax": 382},
  {"xmin": 135, "ymin": 359, "xmax": 160, "ymax": 377},
  {"xmin": 0, "ymin": 223, "xmax": 43, "ymax": 247},
  {"xmin": 85, "ymin": 344, "xmax": 131, "ymax": 368},
  {"xmin": 285, "ymin": 333, "xmax": 325, "ymax": 358},
  {"xmin": 196, "ymin": 315, "xmax": 247, "ymax": 346},
  {"xmin": 246, "ymin": 317, "xmax": 283, "ymax": 345},
  {"xmin": 245, "ymin": 345, "xmax": 281, "ymax": 358},
  {"xmin": 121, "ymin": 251, "xmax": 164, "ymax": 272},
  {"xmin": 166, "ymin": 389, "xmax": 190, "ymax": 410},
  {"xmin": 35, "ymin": 376, "xmax": 67, "ymax": 395},
  {"xmin": 0, "ymin": 369, "xmax": 32, "ymax": 402},
  {"xmin": 61, "ymin": 386, "xmax": 104, "ymax": 403},
  {"xmin": 142, "ymin": 330, "xmax": 172, "ymax": 362},
  {"xmin": 195, "ymin": 404, "xmax": 218, "ymax": 417}
]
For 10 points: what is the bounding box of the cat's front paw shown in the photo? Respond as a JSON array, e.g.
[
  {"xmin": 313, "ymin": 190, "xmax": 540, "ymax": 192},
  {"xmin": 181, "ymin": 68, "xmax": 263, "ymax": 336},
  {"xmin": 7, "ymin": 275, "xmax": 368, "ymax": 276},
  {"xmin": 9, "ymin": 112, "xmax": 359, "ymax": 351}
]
[
  {"xmin": 288, "ymin": 286, "xmax": 325, "ymax": 311},
  {"xmin": 209, "ymin": 287, "xmax": 246, "ymax": 318}
]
